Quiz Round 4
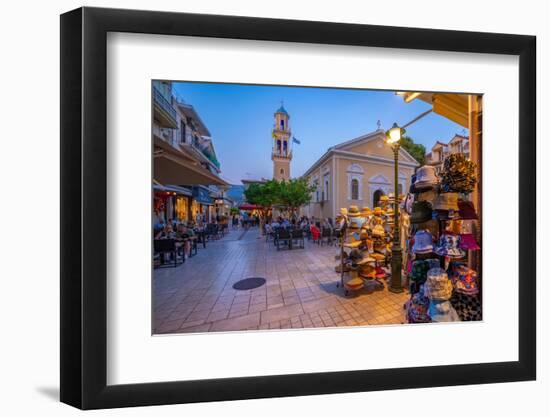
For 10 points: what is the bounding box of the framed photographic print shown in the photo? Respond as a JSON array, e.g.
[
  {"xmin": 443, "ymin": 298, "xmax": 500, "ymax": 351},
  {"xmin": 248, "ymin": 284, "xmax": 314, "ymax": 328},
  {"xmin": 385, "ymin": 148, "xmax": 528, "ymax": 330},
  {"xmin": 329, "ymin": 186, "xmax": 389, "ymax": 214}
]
[{"xmin": 60, "ymin": 6, "xmax": 536, "ymax": 410}]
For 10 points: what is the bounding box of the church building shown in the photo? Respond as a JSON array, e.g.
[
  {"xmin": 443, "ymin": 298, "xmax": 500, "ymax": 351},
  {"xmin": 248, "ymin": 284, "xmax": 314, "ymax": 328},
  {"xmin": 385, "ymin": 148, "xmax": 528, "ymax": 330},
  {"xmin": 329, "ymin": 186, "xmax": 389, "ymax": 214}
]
[{"xmin": 300, "ymin": 129, "xmax": 419, "ymax": 220}]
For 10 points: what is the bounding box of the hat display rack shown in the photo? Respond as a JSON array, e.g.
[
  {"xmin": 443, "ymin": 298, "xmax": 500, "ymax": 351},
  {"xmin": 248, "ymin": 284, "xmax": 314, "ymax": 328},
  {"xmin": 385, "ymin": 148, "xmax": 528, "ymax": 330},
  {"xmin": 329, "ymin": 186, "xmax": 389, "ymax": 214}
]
[
  {"xmin": 335, "ymin": 202, "xmax": 393, "ymax": 296},
  {"xmin": 405, "ymin": 156, "xmax": 481, "ymax": 323}
]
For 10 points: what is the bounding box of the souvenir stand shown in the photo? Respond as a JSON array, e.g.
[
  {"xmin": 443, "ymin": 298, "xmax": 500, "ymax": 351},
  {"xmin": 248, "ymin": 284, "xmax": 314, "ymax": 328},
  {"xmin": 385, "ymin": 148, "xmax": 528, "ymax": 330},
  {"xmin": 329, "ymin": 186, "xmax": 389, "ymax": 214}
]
[
  {"xmin": 404, "ymin": 154, "xmax": 481, "ymax": 323},
  {"xmin": 335, "ymin": 205, "xmax": 388, "ymax": 296}
]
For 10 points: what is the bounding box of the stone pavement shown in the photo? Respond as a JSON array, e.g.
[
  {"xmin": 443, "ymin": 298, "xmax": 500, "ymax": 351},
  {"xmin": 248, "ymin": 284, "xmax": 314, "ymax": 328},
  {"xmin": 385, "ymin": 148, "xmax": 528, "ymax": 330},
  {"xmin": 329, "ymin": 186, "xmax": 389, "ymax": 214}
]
[{"xmin": 153, "ymin": 227, "xmax": 410, "ymax": 334}]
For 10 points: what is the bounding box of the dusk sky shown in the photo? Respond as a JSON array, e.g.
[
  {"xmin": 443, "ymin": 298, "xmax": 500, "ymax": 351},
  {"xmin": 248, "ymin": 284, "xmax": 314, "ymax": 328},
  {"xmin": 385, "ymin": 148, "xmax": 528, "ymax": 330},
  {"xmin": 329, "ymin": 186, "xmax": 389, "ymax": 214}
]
[{"xmin": 172, "ymin": 82, "xmax": 467, "ymax": 185}]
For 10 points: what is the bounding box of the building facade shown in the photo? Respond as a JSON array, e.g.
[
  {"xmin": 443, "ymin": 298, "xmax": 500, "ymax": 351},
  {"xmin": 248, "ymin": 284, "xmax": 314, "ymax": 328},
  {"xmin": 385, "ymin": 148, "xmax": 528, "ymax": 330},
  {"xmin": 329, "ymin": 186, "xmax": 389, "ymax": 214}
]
[
  {"xmin": 300, "ymin": 129, "xmax": 419, "ymax": 220},
  {"xmin": 152, "ymin": 81, "xmax": 227, "ymax": 226},
  {"xmin": 425, "ymin": 133, "xmax": 470, "ymax": 173},
  {"xmin": 271, "ymin": 105, "xmax": 292, "ymax": 181}
]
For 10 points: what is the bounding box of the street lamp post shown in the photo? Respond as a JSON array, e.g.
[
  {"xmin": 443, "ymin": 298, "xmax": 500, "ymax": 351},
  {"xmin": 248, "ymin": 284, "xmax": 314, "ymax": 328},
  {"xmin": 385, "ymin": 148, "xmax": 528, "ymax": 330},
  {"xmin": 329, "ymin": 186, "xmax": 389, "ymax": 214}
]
[{"xmin": 386, "ymin": 123, "xmax": 405, "ymax": 293}]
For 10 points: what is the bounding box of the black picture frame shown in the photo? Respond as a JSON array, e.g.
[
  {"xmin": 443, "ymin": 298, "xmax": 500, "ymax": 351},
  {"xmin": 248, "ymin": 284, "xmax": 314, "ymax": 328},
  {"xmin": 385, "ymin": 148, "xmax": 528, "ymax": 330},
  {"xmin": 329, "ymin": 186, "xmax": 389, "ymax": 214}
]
[{"xmin": 60, "ymin": 6, "xmax": 536, "ymax": 410}]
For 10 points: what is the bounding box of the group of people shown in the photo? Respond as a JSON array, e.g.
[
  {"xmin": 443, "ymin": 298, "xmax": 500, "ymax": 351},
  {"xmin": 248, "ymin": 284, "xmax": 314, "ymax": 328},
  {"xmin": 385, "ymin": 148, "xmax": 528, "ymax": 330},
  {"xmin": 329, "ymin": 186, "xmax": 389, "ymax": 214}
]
[
  {"xmin": 231, "ymin": 213, "xmax": 260, "ymax": 229},
  {"xmin": 154, "ymin": 219, "xmax": 199, "ymax": 259},
  {"xmin": 265, "ymin": 215, "xmax": 338, "ymax": 242}
]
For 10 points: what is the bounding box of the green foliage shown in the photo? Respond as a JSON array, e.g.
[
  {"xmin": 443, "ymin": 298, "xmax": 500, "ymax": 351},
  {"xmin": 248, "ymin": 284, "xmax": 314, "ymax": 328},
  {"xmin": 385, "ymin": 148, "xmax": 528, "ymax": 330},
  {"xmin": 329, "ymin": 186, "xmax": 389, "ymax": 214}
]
[
  {"xmin": 229, "ymin": 207, "xmax": 240, "ymax": 215},
  {"xmin": 400, "ymin": 136, "xmax": 426, "ymax": 165},
  {"xmin": 243, "ymin": 180, "xmax": 279, "ymax": 209},
  {"xmin": 243, "ymin": 178, "xmax": 315, "ymax": 213},
  {"xmin": 277, "ymin": 178, "xmax": 316, "ymax": 213}
]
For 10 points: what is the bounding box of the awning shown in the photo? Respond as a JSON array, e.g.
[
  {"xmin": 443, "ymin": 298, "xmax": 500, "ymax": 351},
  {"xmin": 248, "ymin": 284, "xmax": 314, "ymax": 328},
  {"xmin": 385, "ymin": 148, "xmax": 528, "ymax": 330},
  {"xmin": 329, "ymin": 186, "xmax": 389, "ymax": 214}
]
[
  {"xmin": 153, "ymin": 184, "xmax": 192, "ymax": 196},
  {"xmin": 153, "ymin": 137, "xmax": 229, "ymax": 186},
  {"xmin": 193, "ymin": 186, "xmax": 214, "ymax": 205},
  {"xmin": 239, "ymin": 204, "xmax": 262, "ymax": 210},
  {"xmin": 399, "ymin": 92, "xmax": 469, "ymax": 128}
]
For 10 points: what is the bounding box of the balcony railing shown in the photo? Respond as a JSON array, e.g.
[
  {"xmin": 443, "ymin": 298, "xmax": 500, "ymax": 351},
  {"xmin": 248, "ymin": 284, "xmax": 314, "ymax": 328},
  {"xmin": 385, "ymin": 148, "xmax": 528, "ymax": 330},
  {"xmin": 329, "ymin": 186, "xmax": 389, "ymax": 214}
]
[{"xmin": 153, "ymin": 87, "xmax": 177, "ymax": 127}]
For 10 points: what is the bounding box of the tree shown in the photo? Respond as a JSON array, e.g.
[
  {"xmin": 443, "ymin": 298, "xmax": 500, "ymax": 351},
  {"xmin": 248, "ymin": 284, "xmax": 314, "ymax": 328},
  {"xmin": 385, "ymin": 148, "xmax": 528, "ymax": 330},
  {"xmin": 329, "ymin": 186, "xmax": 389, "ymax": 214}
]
[
  {"xmin": 400, "ymin": 135, "xmax": 426, "ymax": 165},
  {"xmin": 243, "ymin": 180, "xmax": 280, "ymax": 234},
  {"xmin": 276, "ymin": 178, "xmax": 316, "ymax": 216},
  {"xmin": 243, "ymin": 179, "xmax": 315, "ymax": 232}
]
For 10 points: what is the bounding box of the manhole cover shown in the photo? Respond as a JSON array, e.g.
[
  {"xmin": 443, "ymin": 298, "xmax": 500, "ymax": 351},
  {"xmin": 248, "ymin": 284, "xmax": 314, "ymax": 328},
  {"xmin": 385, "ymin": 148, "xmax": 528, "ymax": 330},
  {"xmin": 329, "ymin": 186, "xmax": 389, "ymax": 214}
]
[{"xmin": 233, "ymin": 277, "xmax": 266, "ymax": 290}]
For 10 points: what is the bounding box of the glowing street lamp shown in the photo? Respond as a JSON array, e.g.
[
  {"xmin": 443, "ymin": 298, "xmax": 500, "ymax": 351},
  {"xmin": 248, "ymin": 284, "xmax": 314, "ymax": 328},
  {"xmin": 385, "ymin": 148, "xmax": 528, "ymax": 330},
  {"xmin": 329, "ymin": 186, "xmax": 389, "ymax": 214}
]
[{"xmin": 385, "ymin": 122, "xmax": 405, "ymax": 293}]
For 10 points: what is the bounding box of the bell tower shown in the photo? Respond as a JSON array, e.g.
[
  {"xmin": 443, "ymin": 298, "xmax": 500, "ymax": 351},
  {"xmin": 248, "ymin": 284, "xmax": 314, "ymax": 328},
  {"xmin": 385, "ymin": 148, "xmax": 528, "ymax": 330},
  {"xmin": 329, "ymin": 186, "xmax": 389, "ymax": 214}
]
[{"xmin": 272, "ymin": 103, "xmax": 292, "ymax": 181}]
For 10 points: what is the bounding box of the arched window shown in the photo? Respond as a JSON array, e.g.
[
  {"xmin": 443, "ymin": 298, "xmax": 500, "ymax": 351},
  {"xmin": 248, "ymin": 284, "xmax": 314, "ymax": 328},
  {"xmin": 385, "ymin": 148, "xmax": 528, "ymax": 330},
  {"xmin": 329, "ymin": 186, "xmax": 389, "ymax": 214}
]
[
  {"xmin": 351, "ymin": 179, "xmax": 359, "ymax": 200},
  {"xmin": 373, "ymin": 189, "xmax": 385, "ymax": 207},
  {"xmin": 280, "ymin": 168, "xmax": 284, "ymax": 175}
]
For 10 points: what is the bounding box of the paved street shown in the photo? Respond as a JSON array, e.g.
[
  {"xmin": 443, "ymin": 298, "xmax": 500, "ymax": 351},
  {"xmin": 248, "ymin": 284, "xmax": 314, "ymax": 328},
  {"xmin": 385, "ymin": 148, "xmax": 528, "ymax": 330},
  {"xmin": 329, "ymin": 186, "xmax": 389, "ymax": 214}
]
[{"xmin": 153, "ymin": 227, "xmax": 409, "ymax": 334}]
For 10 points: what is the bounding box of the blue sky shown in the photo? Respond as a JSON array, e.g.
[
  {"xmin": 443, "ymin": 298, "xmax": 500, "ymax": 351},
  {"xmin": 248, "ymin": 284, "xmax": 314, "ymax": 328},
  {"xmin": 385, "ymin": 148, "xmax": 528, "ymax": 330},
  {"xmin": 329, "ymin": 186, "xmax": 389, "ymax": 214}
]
[{"xmin": 173, "ymin": 82, "xmax": 466, "ymax": 184}]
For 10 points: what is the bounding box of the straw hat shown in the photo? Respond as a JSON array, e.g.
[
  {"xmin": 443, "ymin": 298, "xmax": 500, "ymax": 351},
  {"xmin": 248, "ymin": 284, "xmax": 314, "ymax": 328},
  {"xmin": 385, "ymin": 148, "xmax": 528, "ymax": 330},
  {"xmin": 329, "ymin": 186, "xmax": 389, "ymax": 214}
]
[
  {"xmin": 373, "ymin": 207, "xmax": 384, "ymax": 216},
  {"xmin": 344, "ymin": 277, "xmax": 364, "ymax": 291},
  {"xmin": 370, "ymin": 253, "xmax": 385, "ymax": 262},
  {"xmin": 361, "ymin": 206, "xmax": 372, "ymax": 217},
  {"xmin": 359, "ymin": 264, "xmax": 376, "ymax": 278},
  {"xmin": 340, "ymin": 207, "xmax": 348, "ymax": 216},
  {"xmin": 380, "ymin": 195, "xmax": 390, "ymax": 203},
  {"xmin": 348, "ymin": 205, "xmax": 361, "ymax": 217},
  {"xmin": 372, "ymin": 224, "xmax": 385, "ymax": 238}
]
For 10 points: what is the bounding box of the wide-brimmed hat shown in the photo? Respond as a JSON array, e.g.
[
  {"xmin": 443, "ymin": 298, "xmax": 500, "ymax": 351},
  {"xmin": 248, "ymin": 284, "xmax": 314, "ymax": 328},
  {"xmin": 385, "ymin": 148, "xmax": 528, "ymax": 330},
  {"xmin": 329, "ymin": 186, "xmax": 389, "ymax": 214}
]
[
  {"xmin": 410, "ymin": 201, "xmax": 433, "ymax": 224},
  {"xmin": 379, "ymin": 195, "xmax": 390, "ymax": 203},
  {"xmin": 372, "ymin": 224, "xmax": 385, "ymax": 238},
  {"xmin": 340, "ymin": 207, "xmax": 348, "ymax": 216},
  {"xmin": 373, "ymin": 206, "xmax": 384, "ymax": 216},
  {"xmin": 434, "ymin": 192, "xmax": 459, "ymax": 211},
  {"xmin": 385, "ymin": 207, "xmax": 394, "ymax": 216},
  {"xmin": 428, "ymin": 300, "xmax": 460, "ymax": 322},
  {"xmin": 459, "ymin": 233, "xmax": 480, "ymax": 250},
  {"xmin": 348, "ymin": 217, "xmax": 362, "ymax": 230},
  {"xmin": 344, "ymin": 277, "xmax": 364, "ymax": 291},
  {"xmin": 434, "ymin": 233, "xmax": 465, "ymax": 258},
  {"xmin": 348, "ymin": 248, "xmax": 364, "ymax": 262},
  {"xmin": 458, "ymin": 200, "xmax": 478, "ymax": 220},
  {"xmin": 425, "ymin": 267, "xmax": 453, "ymax": 301},
  {"xmin": 359, "ymin": 264, "xmax": 376, "ymax": 278},
  {"xmin": 412, "ymin": 230, "xmax": 434, "ymax": 254},
  {"xmin": 361, "ymin": 207, "xmax": 372, "ymax": 217},
  {"xmin": 348, "ymin": 205, "xmax": 361, "ymax": 217},
  {"xmin": 414, "ymin": 165, "xmax": 439, "ymax": 190},
  {"xmin": 344, "ymin": 232, "xmax": 362, "ymax": 248},
  {"xmin": 370, "ymin": 253, "xmax": 386, "ymax": 262}
]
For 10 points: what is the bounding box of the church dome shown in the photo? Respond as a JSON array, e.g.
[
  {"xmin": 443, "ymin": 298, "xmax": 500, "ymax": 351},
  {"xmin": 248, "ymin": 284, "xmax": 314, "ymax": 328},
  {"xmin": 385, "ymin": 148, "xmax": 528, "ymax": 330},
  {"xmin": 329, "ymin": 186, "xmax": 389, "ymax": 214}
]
[{"xmin": 275, "ymin": 105, "xmax": 289, "ymax": 115}]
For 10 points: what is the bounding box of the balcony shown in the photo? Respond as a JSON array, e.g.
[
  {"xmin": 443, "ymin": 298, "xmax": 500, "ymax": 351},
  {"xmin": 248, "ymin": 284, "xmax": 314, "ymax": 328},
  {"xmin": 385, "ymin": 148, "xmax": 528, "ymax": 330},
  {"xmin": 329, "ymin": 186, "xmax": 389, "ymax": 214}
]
[
  {"xmin": 153, "ymin": 87, "xmax": 178, "ymax": 128},
  {"xmin": 152, "ymin": 124, "xmax": 176, "ymax": 146},
  {"xmin": 271, "ymin": 150, "xmax": 292, "ymax": 159}
]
